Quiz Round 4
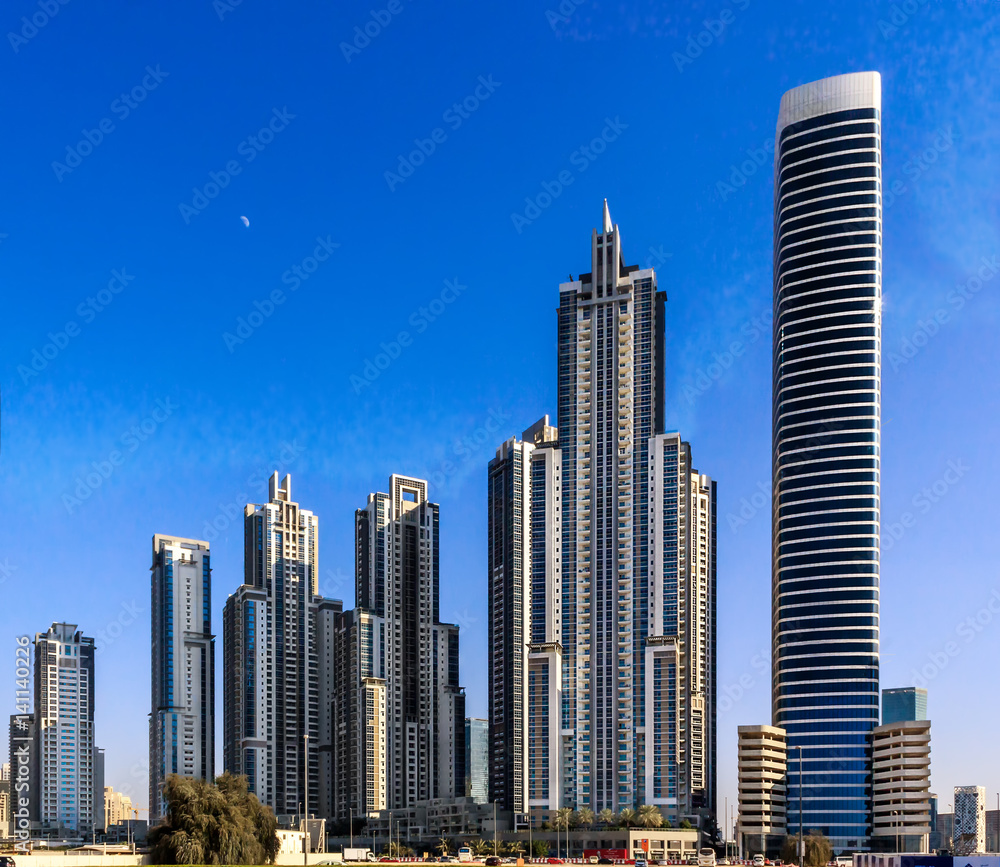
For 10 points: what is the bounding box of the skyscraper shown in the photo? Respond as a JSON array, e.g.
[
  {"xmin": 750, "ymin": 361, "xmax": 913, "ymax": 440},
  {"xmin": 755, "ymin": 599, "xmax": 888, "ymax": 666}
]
[
  {"xmin": 349, "ymin": 474, "xmax": 465, "ymax": 813},
  {"xmin": 771, "ymin": 71, "xmax": 882, "ymax": 849},
  {"xmin": 882, "ymin": 687, "xmax": 927, "ymax": 726},
  {"xmin": 526, "ymin": 202, "xmax": 716, "ymax": 823},
  {"xmin": 223, "ymin": 473, "xmax": 323, "ymax": 817},
  {"xmin": 150, "ymin": 534, "xmax": 215, "ymax": 820},
  {"xmin": 332, "ymin": 607, "xmax": 388, "ymax": 820},
  {"xmin": 487, "ymin": 416, "xmax": 561, "ymax": 815},
  {"xmin": 34, "ymin": 623, "xmax": 96, "ymax": 834},
  {"xmin": 465, "ymin": 718, "xmax": 489, "ymax": 804}
]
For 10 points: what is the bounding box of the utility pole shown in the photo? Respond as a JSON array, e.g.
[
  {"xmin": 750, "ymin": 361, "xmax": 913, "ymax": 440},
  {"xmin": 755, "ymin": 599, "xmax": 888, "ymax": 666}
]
[
  {"xmin": 304, "ymin": 733, "xmax": 310, "ymax": 867},
  {"xmin": 797, "ymin": 746, "xmax": 803, "ymax": 867},
  {"xmin": 350, "ymin": 806, "xmax": 354, "ymax": 850},
  {"xmin": 494, "ymin": 801, "xmax": 498, "ymax": 857}
]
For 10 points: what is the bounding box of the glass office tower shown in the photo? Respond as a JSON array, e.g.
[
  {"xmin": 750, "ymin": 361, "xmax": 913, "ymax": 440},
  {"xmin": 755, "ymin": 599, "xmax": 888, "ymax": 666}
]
[{"xmin": 772, "ymin": 71, "xmax": 882, "ymax": 850}]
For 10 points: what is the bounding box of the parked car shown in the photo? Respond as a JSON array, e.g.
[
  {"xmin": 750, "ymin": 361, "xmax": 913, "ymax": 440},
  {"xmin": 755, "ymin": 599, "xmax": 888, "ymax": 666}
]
[
  {"xmin": 0, "ymin": 858, "xmax": 16, "ymax": 867},
  {"xmin": 598, "ymin": 860, "xmax": 615, "ymax": 865},
  {"xmin": 547, "ymin": 860, "xmax": 565, "ymax": 865},
  {"xmin": 486, "ymin": 858, "xmax": 502, "ymax": 866}
]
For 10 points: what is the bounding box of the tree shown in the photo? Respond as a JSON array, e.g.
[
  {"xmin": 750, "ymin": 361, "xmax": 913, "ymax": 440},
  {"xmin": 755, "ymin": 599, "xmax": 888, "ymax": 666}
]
[
  {"xmin": 438, "ymin": 837, "xmax": 452, "ymax": 856},
  {"xmin": 618, "ymin": 808, "xmax": 637, "ymax": 829},
  {"xmin": 552, "ymin": 807, "xmax": 574, "ymax": 831},
  {"xmin": 148, "ymin": 773, "xmax": 279, "ymax": 865},
  {"xmin": 679, "ymin": 819, "xmax": 694, "ymax": 830},
  {"xmin": 636, "ymin": 805, "xmax": 664, "ymax": 829},
  {"xmin": 471, "ymin": 839, "xmax": 491, "ymax": 857},
  {"xmin": 578, "ymin": 808, "xmax": 595, "ymax": 829},
  {"xmin": 532, "ymin": 840, "xmax": 550, "ymax": 858},
  {"xmin": 598, "ymin": 809, "xmax": 617, "ymax": 829},
  {"xmin": 781, "ymin": 831, "xmax": 832, "ymax": 867}
]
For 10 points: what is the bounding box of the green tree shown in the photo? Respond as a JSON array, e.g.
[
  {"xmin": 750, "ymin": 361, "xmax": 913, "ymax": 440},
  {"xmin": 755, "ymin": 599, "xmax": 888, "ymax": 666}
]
[
  {"xmin": 471, "ymin": 839, "xmax": 491, "ymax": 857},
  {"xmin": 148, "ymin": 772, "xmax": 279, "ymax": 865},
  {"xmin": 636, "ymin": 805, "xmax": 664, "ymax": 829},
  {"xmin": 679, "ymin": 819, "xmax": 694, "ymax": 830},
  {"xmin": 552, "ymin": 807, "xmax": 574, "ymax": 831},
  {"xmin": 578, "ymin": 807, "xmax": 595, "ymax": 829},
  {"xmin": 532, "ymin": 840, "xmax": 550, "ymax": 858},
  {"xmin": 781, "ymin": 831, "xmax": 832, "ymax": 867},
  {"xmin": 437, "ymin": 837, "xmax": 451, "ymax": 856},
  {"xmin": 618, "ymin": 808, "xmax": 637, "ymax": 828},
  {"xmin": 598, "ymin": 809, "xmax": 617, "ymax": 829}
]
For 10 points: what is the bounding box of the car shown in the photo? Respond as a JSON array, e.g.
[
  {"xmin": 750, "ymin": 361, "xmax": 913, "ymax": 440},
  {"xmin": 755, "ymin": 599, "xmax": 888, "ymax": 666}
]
[
  {"xmin": 635, "ymin": 860, "xmax": 648, "ymax": 867},
  {"xmin": 486, "ymin": 859, "xmax": 502, "ymax": 866},
  {"xmin": 598, "ymin": 860, "xmax": 615, "ymax": 865},
  {"xmin": 0, "ymin": 858, "xmax": 16, "ymax": 867},
  {"xmin": 547, "ymin": 860, "xmax": 565, "ymax": 865}
]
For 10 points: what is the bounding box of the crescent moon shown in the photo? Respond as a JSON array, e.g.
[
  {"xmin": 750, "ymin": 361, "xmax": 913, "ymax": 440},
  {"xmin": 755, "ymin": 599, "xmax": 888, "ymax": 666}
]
[{"xmin": 240, "ymin": 216, "xmax": 250, "ymax": 227}]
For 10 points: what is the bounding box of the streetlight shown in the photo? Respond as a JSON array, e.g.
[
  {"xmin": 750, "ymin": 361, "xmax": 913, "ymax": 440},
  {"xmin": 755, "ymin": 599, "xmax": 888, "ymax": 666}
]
[
  {"xmin": 304, "ymin": 734, "xmax": 310, "ymax": 867},
  {"xmin": 494, "ymin": 801, "xmax": 498, "ymax": 857},
  {"xmin": 795, "ymin": 746, "xmax": 803, "ymax": 867}
]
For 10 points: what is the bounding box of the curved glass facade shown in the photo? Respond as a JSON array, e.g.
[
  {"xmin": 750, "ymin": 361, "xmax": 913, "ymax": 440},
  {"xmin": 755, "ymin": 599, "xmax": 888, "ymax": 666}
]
[{"xmin": 772, "ymin": 72, "xmax": 882, "ymax": 850}]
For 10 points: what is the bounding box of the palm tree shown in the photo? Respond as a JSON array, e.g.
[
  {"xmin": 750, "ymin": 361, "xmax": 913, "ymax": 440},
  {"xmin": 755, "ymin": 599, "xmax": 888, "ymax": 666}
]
[
  {"xmin": 636, "ymin": 805, "xmax": 664, "ymax": 829},
  {"xmin": 471, "ymin": 839, "xmax": 491, "ymax": 857},
  {"xmin": 438, "ymin": 837, "xmax": 451, "ymax": 856},
  {"xmin": 578, "ymin": 808, "xmax": 595, "ymax": 829},
  {"xmin": 552, "ymin": 807, "xmax": 574, "ymax": 831},
  {"xmin": 618, "ymin": 808, "xmax": 637, "ymax": 829},
  {"xmin": 598, "ymin": 809, "xmax": 617, "ymax": 829}
]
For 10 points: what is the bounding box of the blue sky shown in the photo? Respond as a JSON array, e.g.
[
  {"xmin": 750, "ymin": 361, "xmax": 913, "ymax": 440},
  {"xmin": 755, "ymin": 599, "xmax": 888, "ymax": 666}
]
[{"xmin": 2, "ymin": 0, "xmax": 999, "ymax": 822}]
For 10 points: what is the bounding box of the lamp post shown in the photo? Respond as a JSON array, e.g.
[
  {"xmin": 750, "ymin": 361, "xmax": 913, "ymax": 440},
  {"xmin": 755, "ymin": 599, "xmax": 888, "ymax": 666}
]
[
  {"xmin": 304, "ymin": 734, "xmax": 310, "ymax": 867},
  {"xmin": 494, "ymin": 801, "xmax": 498, "ymax": 857},
  {"xmin": 796, "ymin": 746, "xmax": 803, "ymax": 867}
]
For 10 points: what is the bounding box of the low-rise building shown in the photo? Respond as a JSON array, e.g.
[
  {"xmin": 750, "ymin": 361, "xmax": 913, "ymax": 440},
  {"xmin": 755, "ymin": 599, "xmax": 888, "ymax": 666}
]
[
  {"xmin": 955, "ymin": 786, "xmax": 987, "ymax": 855},
  {"xmin": 871, "ymin": 720, "xmax": 932, "ymax": 853},
  {"xmin": 737, "ymin": 725, "xmax": 786, "ymax": 859},
  {"xmin": 498, "ymin": 827, "xmax": 701, "ymax": 861}
]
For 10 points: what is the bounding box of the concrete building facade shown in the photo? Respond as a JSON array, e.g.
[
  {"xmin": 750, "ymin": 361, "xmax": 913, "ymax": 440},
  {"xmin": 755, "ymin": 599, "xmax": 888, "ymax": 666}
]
[
  {"xmin": 150, "ymin": 534, "xmax": 215, "ymax": 820},
  {"xmin": 954, "ymin": 786, "xmax": 987, "ymax": 855},
  {"xmin": 223, "ymin": 473, "xmax": 324, "ymax": 817},
  {"xmin": 871, "ymin": 720, "xmax": 932, "ymax": 852},
  {"xmin": 737, "ymin": 725, "xmax": 787, "ymax": 858},
  {"xmin": 34, "ymin": 623, "xmax": 96, "ymax": 835}
]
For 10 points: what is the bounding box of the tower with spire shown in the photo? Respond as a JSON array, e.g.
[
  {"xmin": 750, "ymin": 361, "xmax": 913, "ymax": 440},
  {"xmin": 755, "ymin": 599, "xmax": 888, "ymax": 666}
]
[{"xmin": 500, "ymin": 202, "xmax": 717, "ymax": 825}]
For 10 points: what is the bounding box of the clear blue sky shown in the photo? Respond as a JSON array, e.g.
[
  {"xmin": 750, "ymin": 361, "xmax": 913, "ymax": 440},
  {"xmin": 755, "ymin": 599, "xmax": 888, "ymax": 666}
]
[{"xmin": 2, "ymin": 0, "xmax": 998, "ymax": 821}]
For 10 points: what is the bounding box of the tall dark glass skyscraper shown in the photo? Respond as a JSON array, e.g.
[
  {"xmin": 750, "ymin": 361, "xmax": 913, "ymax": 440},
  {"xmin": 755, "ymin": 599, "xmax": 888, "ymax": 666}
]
[{"xmin": 772, "ymin": 71, "xmax": 882, "ymax": 850}]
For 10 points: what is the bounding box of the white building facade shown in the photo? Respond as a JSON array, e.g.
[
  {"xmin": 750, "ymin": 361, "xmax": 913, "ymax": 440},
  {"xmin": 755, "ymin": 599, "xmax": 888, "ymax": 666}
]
[
  {"xmin": 150, "ymin": 534, "xmax": 215, "ymax": 820},
  {"xmin": 35, "ymin": 623, "xmax": 96, "ymax": 834}
]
